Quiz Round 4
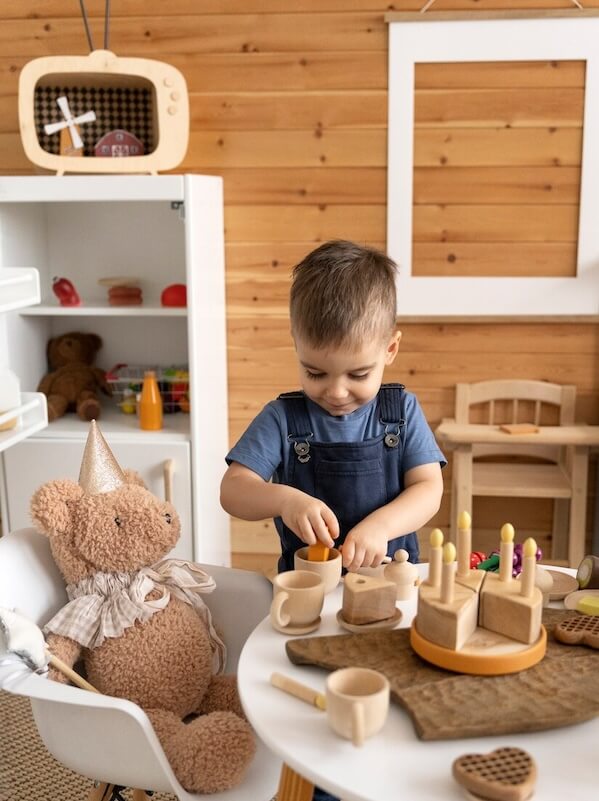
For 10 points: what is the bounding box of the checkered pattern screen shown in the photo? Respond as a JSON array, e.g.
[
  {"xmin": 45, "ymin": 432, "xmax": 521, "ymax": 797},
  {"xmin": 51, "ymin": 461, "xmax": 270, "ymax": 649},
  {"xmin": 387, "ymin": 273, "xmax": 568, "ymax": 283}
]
[{"xmin": 35, "ymin": 84, "xmax": 155, "ymax": 155}]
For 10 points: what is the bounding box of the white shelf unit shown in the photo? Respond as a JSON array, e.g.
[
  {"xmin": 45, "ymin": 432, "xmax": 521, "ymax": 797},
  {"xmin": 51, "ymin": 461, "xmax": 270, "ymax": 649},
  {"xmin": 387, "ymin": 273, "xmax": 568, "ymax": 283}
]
[{"xmin": 0, "ymin": 175, "xmax": 230, "ymax": 565}]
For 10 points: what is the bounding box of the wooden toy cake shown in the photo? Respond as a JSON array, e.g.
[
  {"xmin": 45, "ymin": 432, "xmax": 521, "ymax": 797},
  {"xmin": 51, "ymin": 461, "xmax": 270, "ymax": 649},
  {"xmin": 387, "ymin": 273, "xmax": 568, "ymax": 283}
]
[{"xmin": 410, "ymin": 513, "xmax": 546, "ymax": 675}]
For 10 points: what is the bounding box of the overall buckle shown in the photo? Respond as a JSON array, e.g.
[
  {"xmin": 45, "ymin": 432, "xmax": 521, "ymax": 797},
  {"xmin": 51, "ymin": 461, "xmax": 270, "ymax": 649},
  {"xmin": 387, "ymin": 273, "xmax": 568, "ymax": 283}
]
[
  {"xmin": 288, "ymin": 432, "xmax": 314, "ymax": 463},
  {"xmin": 383, "ymin": 421, "xmax": 404, "ymax": 448}
]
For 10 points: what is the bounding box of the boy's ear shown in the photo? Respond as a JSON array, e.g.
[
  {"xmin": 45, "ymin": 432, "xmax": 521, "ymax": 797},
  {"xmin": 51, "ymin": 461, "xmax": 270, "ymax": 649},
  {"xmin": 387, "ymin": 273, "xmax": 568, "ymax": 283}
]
[{"xmin": 385, "ymin": 329, "xmax": 402, "ymax": 365}]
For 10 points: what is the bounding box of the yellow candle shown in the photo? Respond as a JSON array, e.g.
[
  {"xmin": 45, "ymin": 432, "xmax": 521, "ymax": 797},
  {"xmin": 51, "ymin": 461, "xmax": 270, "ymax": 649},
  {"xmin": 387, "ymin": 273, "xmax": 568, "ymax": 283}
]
[
  {"xmin": 457, "ymin": 510, "xmax": 472, "ymax": 578},
  {"xmin": 441, "ymin": 542, "xmax": 457, "ymax": 604},
  {"xmin": 499, "ymin": 523, "xmax": 515, "ymax": 583},
  {"xmin": 521, "ymin": 537, "xmax": 537, "ymax": 597},
  {"xmin": 428, "ymin": 528, "xmax": 444, "ymax": 587}
]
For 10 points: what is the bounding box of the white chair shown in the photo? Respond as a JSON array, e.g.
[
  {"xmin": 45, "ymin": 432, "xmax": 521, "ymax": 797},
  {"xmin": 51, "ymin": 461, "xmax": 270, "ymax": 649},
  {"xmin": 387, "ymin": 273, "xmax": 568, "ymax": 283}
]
[{"xmin": 0, "ymin": 527, "xmax": 281, "ymax": 801}]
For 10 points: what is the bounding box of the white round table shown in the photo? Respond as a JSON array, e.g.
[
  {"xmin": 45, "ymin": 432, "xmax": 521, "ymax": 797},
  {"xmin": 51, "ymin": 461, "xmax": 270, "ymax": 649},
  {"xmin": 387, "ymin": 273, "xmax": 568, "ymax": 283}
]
[{"xmin": 238, "ymin": 564, "xmax": 597, "ymax": 801}]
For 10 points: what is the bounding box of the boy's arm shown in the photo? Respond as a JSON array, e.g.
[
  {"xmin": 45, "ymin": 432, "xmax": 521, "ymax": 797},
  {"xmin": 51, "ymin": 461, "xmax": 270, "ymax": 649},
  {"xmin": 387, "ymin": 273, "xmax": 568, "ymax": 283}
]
[
  {"xmin": 342, "ymin": 462, "xmax": 443, "ymax": 571},
  {"xmin": 220, "ymin": 462, "xmax": 337, "ymax": 547}
]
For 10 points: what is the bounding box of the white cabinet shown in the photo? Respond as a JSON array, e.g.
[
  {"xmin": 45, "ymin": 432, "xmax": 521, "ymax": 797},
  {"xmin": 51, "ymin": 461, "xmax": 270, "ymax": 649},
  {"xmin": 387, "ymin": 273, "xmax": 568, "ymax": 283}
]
[{"xmin": 0, "ymin": 175, "xmax": 230, "ymax": 565}]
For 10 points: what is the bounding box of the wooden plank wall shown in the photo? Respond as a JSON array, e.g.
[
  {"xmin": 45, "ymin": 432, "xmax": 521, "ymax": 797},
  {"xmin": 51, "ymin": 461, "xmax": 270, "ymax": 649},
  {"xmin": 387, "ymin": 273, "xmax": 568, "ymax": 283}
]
[
  {"xmin": 412, "ymin": 59, "xmax": 584, "ymax": 277},
  {"xmin": 1, "ymin": 1, "xmax": 597, "ymax": 574}
]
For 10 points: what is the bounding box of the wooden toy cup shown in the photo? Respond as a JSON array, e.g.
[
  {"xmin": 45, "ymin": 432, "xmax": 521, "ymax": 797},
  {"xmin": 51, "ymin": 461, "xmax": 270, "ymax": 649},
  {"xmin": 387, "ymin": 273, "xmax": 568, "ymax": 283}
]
[
  {"xmin": 294, "ymin": 547, "xmax": 342, "ymax": 593},
  {"xmin": 325, "ymin": 667, "xmax": 390, "ymax": 747},
  {"xmin": 270, "ymin": 570, "xmax": 325, "ymax": 630}
]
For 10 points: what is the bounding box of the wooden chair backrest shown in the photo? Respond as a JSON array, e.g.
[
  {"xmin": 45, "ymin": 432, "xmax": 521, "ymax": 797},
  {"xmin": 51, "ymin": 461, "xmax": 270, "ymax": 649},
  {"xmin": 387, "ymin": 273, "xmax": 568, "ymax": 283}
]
[{"xmin": 455, "ymin": 380, "xmax": 576, "ymax": 462}]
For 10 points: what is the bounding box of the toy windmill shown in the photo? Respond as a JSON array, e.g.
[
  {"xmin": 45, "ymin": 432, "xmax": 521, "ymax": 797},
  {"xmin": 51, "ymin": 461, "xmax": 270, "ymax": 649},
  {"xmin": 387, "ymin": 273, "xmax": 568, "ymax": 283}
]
[{"xmin": 44, "ymin": 95, "xmax": 96, "ymax": 154}]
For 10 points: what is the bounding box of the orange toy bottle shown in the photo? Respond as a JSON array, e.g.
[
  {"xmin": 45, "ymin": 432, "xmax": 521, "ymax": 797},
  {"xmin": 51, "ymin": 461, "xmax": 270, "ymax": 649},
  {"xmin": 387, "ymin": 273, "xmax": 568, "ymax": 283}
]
[{"xmin": 139, "ymin": 370, "xmax": 163, "ymax": 430}]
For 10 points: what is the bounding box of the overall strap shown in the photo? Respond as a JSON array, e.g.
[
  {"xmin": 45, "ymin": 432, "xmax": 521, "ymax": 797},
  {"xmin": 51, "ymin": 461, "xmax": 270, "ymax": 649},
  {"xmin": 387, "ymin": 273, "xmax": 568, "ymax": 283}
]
[
  {"xmin": 378, "ymin": 383, "xmax": 406, "ymax": 449},
  {"xmin": 277, "ymin": 391, "xmax": 313, "ymax": 463}
]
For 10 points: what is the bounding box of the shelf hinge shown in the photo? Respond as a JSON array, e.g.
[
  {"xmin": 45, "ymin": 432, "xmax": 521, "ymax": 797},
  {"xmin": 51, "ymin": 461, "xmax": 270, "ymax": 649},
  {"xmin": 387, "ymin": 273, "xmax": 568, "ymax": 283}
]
[{"xmin": 170, "ymin": 201, "xmax": 185, "ymax": 221}]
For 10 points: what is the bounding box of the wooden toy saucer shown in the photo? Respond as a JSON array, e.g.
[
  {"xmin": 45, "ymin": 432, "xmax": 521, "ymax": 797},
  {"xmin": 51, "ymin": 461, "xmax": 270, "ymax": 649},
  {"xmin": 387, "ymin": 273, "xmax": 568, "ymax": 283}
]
[
  {"xmin": 410, "ymin": 622, "xmax": 547, "ymax": 676},
  {"xmin": 546, "ymin": 569, "xmax": 578, "ymax": 601},
  {"xmin": 271, "ymin": 616, "xmax": 321, "ymax": 636},
  {"xmin": 336, "ymin": 608, "xmax": 402, "ymax": 633}
]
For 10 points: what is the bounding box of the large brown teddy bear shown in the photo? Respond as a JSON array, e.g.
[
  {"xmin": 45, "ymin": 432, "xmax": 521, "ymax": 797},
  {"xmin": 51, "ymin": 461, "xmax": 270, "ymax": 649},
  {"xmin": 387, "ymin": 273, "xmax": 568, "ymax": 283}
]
[
  {"xmin": 30, "ymin": 422, "xmax": 256, "ymax": 794},
  {"xmin": 37, "ymin": 332, "xmax": 112, "ymax": 422}
]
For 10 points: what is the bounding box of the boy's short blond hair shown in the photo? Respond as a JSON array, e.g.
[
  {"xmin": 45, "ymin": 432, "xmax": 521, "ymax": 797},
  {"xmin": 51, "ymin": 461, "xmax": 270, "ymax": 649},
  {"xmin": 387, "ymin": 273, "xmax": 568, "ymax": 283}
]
[{"xmin": 290, "ymin": 240, "xmax": 398, "ymax": 349}]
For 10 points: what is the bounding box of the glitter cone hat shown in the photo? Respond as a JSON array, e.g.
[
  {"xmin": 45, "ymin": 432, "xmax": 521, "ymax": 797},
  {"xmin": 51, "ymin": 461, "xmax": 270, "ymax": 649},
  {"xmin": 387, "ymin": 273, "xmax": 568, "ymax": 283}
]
[{"xmin": 78, "ymin": 420, "xmax": 126, "ymax": 494}]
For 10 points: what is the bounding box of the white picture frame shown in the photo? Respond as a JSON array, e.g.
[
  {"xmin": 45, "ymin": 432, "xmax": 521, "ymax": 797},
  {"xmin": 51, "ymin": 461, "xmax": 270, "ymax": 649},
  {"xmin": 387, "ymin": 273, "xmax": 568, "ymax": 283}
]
[{"xmin": 387, "ymin": 13, "xmax": 599, "ymax": 316}]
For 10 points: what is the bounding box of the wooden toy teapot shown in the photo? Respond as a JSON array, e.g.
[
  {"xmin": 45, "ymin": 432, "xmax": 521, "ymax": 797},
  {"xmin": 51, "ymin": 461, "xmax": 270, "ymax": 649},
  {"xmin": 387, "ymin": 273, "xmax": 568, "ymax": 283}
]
[{"xmin": 384, "ymin": 548, "xmax": 419, "ymax": 600}]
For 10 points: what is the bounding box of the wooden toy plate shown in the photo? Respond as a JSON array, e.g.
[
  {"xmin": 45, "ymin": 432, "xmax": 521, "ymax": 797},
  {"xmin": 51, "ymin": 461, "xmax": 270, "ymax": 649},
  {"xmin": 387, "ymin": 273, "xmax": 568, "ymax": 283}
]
[
  {"xmin": 410, "ymin": 622, "xmax": 547, "ymax": 675},
  {"xmin": 563, "ymin": 589, "xmax": 599, "ymax": 610},
  {"xmin": 271, "ymin": 616, "xmax": 321, "ymax": 636},
  {"xmin": 336, "ymin": 608, "xmax": 402, "ymax": 633}
]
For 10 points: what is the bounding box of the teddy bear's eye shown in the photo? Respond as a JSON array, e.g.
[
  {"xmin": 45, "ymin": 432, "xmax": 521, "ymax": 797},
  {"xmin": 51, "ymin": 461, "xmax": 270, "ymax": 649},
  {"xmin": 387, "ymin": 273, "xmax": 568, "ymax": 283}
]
[
  {"xmin": 165, "ymin": 513, "xmax": 172, "ymax": 524},
  {"xmin": 114, "ymin": 517, "xmax": 122, "ymax": 527}
]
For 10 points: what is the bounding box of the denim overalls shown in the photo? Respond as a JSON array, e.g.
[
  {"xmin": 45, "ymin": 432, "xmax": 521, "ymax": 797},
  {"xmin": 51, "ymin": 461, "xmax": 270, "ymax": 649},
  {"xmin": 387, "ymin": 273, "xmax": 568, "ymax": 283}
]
[{"xmin": 275, "ymin": 383, "xmax": 419, "ymax": 573}]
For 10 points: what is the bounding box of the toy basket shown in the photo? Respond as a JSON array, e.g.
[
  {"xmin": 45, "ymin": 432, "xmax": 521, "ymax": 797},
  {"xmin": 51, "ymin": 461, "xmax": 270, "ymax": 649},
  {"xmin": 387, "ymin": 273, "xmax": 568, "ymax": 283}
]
[{"xmin": 106, "ymin": 364, "xmax": 189, "ymax": 414}]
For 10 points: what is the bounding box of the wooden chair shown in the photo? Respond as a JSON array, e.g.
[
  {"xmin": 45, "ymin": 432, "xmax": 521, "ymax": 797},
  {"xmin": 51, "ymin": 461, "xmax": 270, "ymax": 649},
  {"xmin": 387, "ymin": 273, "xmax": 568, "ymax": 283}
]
[{"xmin": 449, "ymin": 379, "xmax": 588, "ymax": 567}]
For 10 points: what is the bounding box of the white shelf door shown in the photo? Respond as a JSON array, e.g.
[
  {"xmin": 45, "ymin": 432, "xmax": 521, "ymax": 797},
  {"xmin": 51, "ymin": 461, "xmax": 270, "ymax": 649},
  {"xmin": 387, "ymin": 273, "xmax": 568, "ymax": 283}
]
[{"xmin": 185, "ymin": 175, "xmax": 230, "ymax": 566}]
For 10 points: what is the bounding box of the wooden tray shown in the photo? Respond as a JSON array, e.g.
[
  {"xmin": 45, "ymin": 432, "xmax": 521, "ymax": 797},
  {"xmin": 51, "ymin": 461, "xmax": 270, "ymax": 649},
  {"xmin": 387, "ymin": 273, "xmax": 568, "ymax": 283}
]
[{"xmin": 286, "ymin": 608, "xmax": 599, "ymax": 741}]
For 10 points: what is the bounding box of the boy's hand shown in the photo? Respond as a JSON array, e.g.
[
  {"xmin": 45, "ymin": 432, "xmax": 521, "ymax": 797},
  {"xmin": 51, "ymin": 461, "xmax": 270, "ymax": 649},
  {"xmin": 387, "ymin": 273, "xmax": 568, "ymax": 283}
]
[
  {"xmin": 280, "ymin": 490, "xmax": 338, "ymax": 548},
  {"xmin": 342, "ymin": 523, "xmax": 389, "ymax": 572}
]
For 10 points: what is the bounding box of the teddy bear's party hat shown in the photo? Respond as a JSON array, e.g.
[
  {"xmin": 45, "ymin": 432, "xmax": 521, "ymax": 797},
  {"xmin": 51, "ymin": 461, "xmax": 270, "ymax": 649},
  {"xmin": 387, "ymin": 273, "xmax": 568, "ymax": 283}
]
[{"xmin": 78, "ymin": 420, "xmax": 126, "ymax": 494}]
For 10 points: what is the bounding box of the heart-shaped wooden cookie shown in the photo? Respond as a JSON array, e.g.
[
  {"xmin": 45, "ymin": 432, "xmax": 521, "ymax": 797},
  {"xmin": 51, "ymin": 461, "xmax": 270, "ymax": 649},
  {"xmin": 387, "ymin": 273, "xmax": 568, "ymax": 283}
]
[
  {"xmin": 452, "ymin": 747, "xmax": 536, "ymax": 801},
  {"xmin": 554, "ymin": 614, "xmax": 599, "ymax": 649}
]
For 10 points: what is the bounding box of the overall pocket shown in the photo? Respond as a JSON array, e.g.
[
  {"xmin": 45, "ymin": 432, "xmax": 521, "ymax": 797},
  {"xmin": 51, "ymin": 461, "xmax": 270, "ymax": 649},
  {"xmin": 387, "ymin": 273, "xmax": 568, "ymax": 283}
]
[{"xmin": 315, "ymin": 458, "xmax": 387, "ymax": 534}]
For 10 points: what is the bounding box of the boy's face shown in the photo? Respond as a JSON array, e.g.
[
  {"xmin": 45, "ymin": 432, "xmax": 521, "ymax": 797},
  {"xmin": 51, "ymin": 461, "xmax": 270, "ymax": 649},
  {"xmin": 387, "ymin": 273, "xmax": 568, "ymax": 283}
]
[{"xmin": 294, "ymin": 331, "xmax": 401, "ymax": 416}]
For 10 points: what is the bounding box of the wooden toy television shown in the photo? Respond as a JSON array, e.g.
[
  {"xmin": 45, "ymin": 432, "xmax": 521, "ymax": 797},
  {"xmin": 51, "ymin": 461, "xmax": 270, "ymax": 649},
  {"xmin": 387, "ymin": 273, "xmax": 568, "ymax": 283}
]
[{"xmin": 18, "ymin": 50, "xmax": 189, "ymax": 175}]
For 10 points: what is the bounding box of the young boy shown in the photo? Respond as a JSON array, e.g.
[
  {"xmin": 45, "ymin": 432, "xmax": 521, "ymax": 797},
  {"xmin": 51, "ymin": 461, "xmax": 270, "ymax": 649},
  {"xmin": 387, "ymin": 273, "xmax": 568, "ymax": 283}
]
[{"xmin": 221, "ymin": 240, "xmax": 446, "ymax": 573}]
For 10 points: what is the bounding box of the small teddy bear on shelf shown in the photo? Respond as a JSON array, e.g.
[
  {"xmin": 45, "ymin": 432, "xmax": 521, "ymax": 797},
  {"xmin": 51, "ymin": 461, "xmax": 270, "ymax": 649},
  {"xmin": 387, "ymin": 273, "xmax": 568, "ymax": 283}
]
[
  {"xmin": 30, "ymin": 421, "xmax": 256, "ymax": 793},
  {"xmin": 37, "ymin": 331, "xmax": 112, "ymax": 422}
]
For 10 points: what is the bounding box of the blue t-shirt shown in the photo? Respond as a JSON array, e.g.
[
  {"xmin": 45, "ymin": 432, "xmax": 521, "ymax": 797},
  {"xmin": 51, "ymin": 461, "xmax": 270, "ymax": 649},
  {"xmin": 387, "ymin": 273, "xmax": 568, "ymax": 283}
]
[{"xmin": 226, "ymin": 390, "xmax": 446, "ymax": 484}]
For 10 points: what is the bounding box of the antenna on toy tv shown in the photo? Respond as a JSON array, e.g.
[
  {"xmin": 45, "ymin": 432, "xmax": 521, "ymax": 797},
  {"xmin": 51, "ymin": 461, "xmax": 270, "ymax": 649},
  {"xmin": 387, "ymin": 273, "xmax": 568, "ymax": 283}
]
[{"xmin": 78, "ymin": 0, "xmax": 112, "ymax": 52}]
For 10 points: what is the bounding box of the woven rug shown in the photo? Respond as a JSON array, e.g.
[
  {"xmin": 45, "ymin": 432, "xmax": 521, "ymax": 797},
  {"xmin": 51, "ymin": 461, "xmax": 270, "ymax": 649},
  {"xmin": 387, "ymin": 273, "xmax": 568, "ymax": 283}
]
[{"xmin": 0, "ymin": 689, "xmax": 177, "ymax": 801}]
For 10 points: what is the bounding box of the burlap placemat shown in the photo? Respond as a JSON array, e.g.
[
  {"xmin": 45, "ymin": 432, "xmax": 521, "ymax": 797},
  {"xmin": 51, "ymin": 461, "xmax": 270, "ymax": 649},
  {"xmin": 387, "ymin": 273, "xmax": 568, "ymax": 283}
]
[{"xmin": 287, "ymin": 608, "xmax": 599, "ymax": 740}]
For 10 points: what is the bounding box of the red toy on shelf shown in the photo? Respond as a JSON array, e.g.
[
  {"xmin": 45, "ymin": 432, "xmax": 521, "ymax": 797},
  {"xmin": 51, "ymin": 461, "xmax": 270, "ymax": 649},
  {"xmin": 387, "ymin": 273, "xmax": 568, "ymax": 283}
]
[
  {"xmin": 161, "ymin": 283, "xmax": 187, "ymax": 307},
  {"xmin": 52, "ymin": 276, "xmax": 81, "ymax": 306}
]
